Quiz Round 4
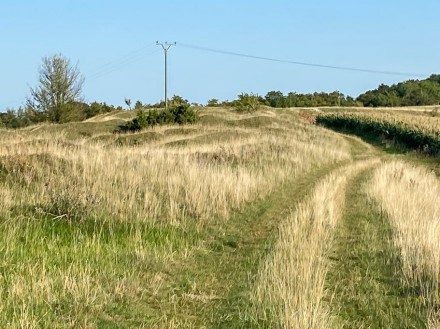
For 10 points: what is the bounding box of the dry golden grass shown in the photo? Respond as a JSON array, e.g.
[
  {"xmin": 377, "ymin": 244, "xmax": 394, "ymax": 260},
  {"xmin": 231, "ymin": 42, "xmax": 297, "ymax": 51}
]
[
  {"xmin": 0, "ymin": 113, "xmax": 351, "ymax": 226},
  {"xmin": 368, "ymin": 161, "xmax": 440, "ymax": 325},
  {"xmin": 251, "ymin": 158, "xmax": 379, "ymax": 328},
  {"xmin": 0, "ymin": 109, "xmax": 353, "ymax": 327}
]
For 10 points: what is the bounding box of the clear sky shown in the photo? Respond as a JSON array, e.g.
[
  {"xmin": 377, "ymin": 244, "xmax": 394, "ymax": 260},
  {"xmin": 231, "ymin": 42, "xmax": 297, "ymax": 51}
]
[{"xmin": 1, "ymin": 0, "xmax": 439, "ymax": 110}]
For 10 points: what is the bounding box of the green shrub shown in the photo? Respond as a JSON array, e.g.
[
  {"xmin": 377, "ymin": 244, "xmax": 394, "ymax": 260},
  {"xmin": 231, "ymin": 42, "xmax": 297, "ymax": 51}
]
[
  {"xmin": 234, "ymin": 93, "xmax": 261, "ymax": 113},
  {"xmin": 116, "ymin": 105, "xmax": 199, "ymax": 133}
]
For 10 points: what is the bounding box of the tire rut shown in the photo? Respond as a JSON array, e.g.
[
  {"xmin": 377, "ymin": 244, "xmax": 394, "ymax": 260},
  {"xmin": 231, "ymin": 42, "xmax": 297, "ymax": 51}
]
[{"xmin": 326, "ymin": 166, "xmax": 428, "ymax": 328}]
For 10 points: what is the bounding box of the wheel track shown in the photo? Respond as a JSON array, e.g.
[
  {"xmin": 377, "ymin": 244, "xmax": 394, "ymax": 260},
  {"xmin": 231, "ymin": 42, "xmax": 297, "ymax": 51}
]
[{"xmin": 325, "ymin": 137, "xmax": 430, "ymax": 328}]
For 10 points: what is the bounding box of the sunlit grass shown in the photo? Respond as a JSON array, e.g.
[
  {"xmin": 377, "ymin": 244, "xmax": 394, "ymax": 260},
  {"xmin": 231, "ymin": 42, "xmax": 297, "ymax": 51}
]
[
  {"xmin": 0, "ymin": 108, "xmax": 352, "ymax": 327},
  {"xmin": 251, "ymin": 159, "xmax": 379, "ymax": 328},
  {"xmin": 368, "ymin": 161, "xmax": 440, "ymax": 326}
]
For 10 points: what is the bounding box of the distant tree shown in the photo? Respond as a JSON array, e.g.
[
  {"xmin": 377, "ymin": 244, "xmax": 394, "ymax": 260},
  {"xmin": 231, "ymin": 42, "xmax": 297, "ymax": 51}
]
[
  {"xmin": 85, "ymin": 102, "xmax": 116, "ymax": 119},
  {"xmin": 124, "ymin": 98, "xmax": 132, "ymax": 110},
  {"xmin": 170, "ymin": 95, "xmax": 189, "ymax": 106},
  {"xmin": 134, "ymin": 100, "xmax": 143, "ymax": 110},
  {"xmin": 207, "ymin": 98, "xmax": 219, "ymax": 107},
  {"xmin": 234, "ymin": 93, "xmax": 261, "ymax": 113},
  {"xmin": 428, "ymin": 74, "xmax": 440, "ymax": 84},
  {"xmin": 265, "ymin": 91, "xmax": 285, "ymax": 107},
  {"xmin": 0, "ymin": 107, "xmax": 32, "ymax": 128},
  {"xmin": 136, "ymin": 108, "xmax": 148, "ymax": 127},
  {"xmin": 27, "ymin": 54, "xmax": 84, "ymax": 122},
  {"xmin": 0, "ymin": 109, "xmax": 19, "ymax": 128}
]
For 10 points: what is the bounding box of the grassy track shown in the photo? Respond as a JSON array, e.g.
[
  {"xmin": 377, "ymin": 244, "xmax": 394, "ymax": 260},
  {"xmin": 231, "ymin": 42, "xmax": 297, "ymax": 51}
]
[
  {"xmin": 209, "ymin": 162, "xmax": 351, "ymax": 328},
  {"xmin": 1, "ymin": 108, "xmax": 438, "ymax": 327},
  {"xmin": 327, "ymin": 169, "xmax": 428, "ymax": 328},
  {"xmin": 154, "ymin": 161, "xmax": 347, "ymax": 328}
]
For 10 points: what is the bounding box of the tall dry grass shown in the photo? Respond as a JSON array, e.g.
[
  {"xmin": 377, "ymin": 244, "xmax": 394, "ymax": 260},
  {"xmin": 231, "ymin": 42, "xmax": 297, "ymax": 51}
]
[
  {"xmin": 0, "ymin": 119, "xmax": 351, "ymax": 226},
  {"xmin": 0, "ymin": 111, "xmax": 353, "ymax": 327},
  {"xmin": 368, "ymin": 161, "xmax": 440, "ymax": 326},
  {"xmin": 251, "ymin": 159, "xmax": 379, "ymax": 328}
]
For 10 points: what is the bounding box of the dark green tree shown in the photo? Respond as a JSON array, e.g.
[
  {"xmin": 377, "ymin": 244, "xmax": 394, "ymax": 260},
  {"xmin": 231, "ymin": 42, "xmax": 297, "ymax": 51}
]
[
  {"xmin": 134, "ymin": 100, "xmax": 143, "ymax": 110},
  {"xmin": 265, "ymin": 91, "xmax": 285, "ymax": 107},
  {"xmin": 207, "ymin": 98, "xmax": 219, "ymax": 107}
]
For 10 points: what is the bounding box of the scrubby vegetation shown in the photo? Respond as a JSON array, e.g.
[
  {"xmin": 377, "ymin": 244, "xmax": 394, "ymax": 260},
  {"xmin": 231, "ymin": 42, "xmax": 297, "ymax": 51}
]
[
  {"xmin": 116, "ymin": 104, "xmax": 199, "ymax": 132},
  {"xmin": 0, "ymin": 102, "xmax": 122, "ymax": 128},
  {"xmin": 233, "ymin": 93, "xmax": 261, "ymax": 112}
]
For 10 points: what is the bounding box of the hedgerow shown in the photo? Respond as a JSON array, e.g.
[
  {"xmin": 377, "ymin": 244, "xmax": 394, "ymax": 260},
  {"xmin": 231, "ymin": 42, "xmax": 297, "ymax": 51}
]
[{"xmin": 316, "ymin": 112, "xmax": 440, "ymax": 156}]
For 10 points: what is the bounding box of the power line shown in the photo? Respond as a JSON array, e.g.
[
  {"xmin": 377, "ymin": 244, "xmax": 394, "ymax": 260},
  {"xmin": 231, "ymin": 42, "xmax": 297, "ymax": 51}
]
[
  {"xmin": 177, "ymin": 42, "xmax": 427, "ymax": 78},
  {"xmin": 85, "ymin": 47, "xmax": 160, "ymax": 82}
]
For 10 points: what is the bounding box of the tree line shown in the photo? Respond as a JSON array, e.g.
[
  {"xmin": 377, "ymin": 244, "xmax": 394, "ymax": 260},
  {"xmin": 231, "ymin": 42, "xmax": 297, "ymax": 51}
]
[
  {"xmin": 1, "ymin": 53, "xmax": 439, "ymax": 129},
  {"xmin": 206, "ymin": 75, "xmax": 440, "ymax": 109},
  {"xmin": 356, "ymin": 74, "xmax": 440, "ymax": 107}
]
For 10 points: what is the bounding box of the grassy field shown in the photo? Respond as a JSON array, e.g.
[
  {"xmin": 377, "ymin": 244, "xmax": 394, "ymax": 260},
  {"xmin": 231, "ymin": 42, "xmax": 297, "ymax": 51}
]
[{"xmin": 0, "ymin": 106, "xmax": 439, "ymax": 328}]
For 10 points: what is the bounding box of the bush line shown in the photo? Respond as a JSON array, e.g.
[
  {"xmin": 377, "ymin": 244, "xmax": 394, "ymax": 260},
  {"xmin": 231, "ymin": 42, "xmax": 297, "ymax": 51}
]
[
  {"xmin": 316, "ymin": 113, "xmax": 440, "ymax": 156},
  {"xmin": 116, "ymin": 104, "xmax": 199, "ymax": 133}
]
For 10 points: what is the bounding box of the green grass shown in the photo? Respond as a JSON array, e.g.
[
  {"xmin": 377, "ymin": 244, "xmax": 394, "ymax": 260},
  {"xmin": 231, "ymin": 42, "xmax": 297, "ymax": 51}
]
[
  {"xmin": 152, "ymin": 161, "xmax": 349, "ymax": 328},
  {"xmin": 326, "ymin": 169, "xmax": 428, "ymax": 328},
  {"xmin": 0, "ymin": 214, "xmax": 201, "ymax": 327},
  {"xmin": 1, "ymin": 108, "xmax": 437, "ymax": 327}
]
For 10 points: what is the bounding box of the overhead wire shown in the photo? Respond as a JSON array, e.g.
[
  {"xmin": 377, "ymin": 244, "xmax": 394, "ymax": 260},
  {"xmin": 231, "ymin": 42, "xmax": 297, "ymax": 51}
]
[
  {"xmin": 2, "ymin": 45, "xmax": 160, "ymax": 109},
  {"xmin": 177, "ymin": 42, "xmax": 427, "ymax": 78},
  {"xmin": 85, "ymin": 46, "xmax": 160, "ymax": 82},
  {"xmin": 1, "ymin": 41, "xmax": 429, "ymax": 110}
]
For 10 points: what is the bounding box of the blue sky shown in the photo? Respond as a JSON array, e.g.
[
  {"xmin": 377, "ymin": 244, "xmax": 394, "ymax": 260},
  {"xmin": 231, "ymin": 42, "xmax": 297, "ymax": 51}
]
[{"xmin": 1, "ymin": 0, "xmax": 439, "ymax": 109}]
